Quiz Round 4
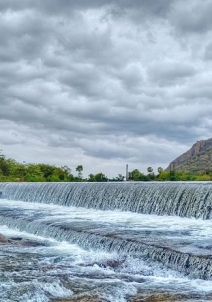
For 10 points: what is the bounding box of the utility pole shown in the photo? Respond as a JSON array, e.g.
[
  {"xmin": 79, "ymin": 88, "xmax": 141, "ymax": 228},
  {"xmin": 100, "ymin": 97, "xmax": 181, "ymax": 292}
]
[{"xmin": 126, "ymin": 164, "xmax": 129, "ymax": 181}]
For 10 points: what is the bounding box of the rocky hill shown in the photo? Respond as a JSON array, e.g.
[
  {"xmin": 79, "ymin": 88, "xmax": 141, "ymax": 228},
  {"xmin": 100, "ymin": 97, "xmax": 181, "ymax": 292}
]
[{"xmin": 166, "ymin": 138, "xmax": 212, "ymax": 173}]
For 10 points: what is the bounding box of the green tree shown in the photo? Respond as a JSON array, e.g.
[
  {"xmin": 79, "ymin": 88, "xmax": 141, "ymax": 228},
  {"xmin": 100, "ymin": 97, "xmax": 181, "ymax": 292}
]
[
  {"xmin": 88, "ymin": 174, "xmax": 95, "ymax": 182},
  {"xmin": 38, "ymin": 164, "xmax": 55, "ymax": 181},
  {"xmin": 51, "ymin": 167, "xmax": 70, "ymax": 181},
  {"xmin": 130, "ymin": 169, "xmax": 142, "ymax": 181},
  {"xmin": 169, "ymin": 170, "xmax": 177, "ymax": 181},
  {"xmin": 76, "ymin": 165, "xmax": 83, "ymax": 179},
  {"xmin": 147, "ymin": 166, "xmax": 155, "ymax": 180},
  {"xmin": 157, "ymin": 171, "xmax": 170, "ymax": 181},
  {"xmin": 88, "ymin": 172, "xmax": 108, "ymax": 182},
  {"xmin": 95, "ymin": 172, "xmax": 108, "ymax": 182},
  {"xmin": 157, "ymin": 167, "xmax": 163, "ymax": 174},
  {"xmin": 147, "ymin": 167, "xmax": 153, "ymax": 173},
  {"xmin": 116, "ymin": 174, "xmax": 125, "ymax": 181},
  {"xmin": 15, "ymin": 164, "xmax": 27, "ymax": 181},
  {"xmin": 128, "ymin": 169, "xmax": 149, "ymax": 181},
  {"xmin": 25, "ymin": 164, "xmax": 45, "ymax": 182}
]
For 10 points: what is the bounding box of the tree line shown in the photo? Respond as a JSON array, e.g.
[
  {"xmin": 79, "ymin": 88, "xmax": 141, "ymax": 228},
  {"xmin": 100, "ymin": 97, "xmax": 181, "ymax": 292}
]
[
  {"xmin": 128, "ymin": 167, "xmax": 212, "ymax": 181},
  {"xmin": 0, "ymin": 150, "xmax": 112, "ymax": 182},
  {"xmin": 0, "ymin": 150, "xmax": 212, "ymax": 182}
]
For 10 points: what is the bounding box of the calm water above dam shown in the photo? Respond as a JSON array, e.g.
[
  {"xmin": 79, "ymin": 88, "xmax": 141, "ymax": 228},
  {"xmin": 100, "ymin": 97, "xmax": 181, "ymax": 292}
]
[{"xmin": 0, "ymin": 182, "xmax": 212, "ymax": 301}]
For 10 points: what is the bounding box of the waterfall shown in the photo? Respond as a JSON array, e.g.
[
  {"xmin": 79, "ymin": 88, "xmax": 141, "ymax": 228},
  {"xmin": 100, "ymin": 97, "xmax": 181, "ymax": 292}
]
[
  {"xmin": 1, "ymin": 182, "xmax": 212, "ymax": 219},
  {"xmin": 1, "ymin": 181, "xmax": 212, "ymax": 301},
  {"xmin": 0, "ymin": 206, "xmax": 211, "ymax": 280}
]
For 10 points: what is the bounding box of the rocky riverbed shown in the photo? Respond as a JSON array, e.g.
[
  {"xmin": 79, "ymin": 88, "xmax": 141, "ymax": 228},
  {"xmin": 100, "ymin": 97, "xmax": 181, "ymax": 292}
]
[
  {"xmin": 51, "ymin": 295, "xmax": 104, "ymax": 302},
  {"xmin": 1, "ymin": 196, "xmax": 212, "ymax": 302},
  {"xmin": 0, "ymin": 232, "xmax": 46, "ymax": 247},
  {"xmin": 51, "ymin": 292, "xmax": 212, "ymax": 302},
  {"xmin": 2, "ymin": 232, "xmax": 209, "ymax": 302}
]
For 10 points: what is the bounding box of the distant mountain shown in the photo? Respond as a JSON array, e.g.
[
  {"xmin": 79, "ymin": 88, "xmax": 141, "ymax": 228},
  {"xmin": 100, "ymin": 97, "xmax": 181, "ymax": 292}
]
[{"xmin": 166, "ymin": 138, "xmax": 212, "ymax": 173}]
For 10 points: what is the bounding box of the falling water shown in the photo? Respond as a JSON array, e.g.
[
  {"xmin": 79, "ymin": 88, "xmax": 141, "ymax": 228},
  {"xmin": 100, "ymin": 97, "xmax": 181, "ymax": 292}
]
[
  {"xmin": 1, "ymin": 182, "xmax": 212, "ymax": 301},
  {"xmin": 1, "ymin": 182, "xmax": 212, "ymax": 219}
]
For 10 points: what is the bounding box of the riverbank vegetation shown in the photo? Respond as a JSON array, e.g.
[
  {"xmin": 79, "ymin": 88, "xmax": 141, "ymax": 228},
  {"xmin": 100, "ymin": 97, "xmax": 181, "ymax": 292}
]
[
  {"xmin": 1, "ymin": 150, "xmax": 212, "ymax": 182},
  {"xmin": 129, "ymin": 168, "xmax": 212, "ymax": 181}
]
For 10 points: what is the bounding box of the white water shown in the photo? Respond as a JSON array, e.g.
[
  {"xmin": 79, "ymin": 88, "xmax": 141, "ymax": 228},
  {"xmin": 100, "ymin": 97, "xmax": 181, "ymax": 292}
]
[
  {"xmin": 0, "ymin": 199, "xmax": 212, "ymax": 301},
  {"xmin": 1, "ymin": 182, "xmax": 212, "ymax": 219},
  {"xmin": 1, "ymin": 183, "xmax": 212, "ymax": 301}
]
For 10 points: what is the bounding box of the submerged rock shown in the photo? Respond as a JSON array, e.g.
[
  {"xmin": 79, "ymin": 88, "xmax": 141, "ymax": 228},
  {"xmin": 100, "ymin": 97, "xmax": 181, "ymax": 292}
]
[
  {"xmin": 11, "ymin": 237, "xmax": 45, "ymax": 247},
  {"xmin": 129, "ymin": 293, "xmax": 212, "ymax": 301},
  {"xmin": 51, "ymin": 295, "xmax": 104, "ymax": 302},
  {"xmin": 51, "ymin": 292, "xmax": 212, "ymax": 302},
  {"xmin": 79, "ymin": 258, "xmax": 126, "ymax": 269},
  {"xmin": 0, "ymin": 233, "xmax": 8, "ymax": 243},
  {"xmin": 0, "ymin": 233, "xmax": 46, "ymax": 247}
]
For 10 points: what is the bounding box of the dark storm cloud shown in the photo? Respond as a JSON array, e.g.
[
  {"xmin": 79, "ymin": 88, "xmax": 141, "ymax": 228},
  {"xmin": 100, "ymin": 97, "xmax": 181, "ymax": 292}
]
[{"xmin": 0, "ymin": 0, "xmax": 212, "ymax": 176}]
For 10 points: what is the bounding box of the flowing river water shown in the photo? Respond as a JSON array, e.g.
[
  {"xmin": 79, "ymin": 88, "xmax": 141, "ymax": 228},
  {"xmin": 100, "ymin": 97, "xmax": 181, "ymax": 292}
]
[{"xmin": 0, "ymin": 182, "xmax": 212, "ymax": 302}]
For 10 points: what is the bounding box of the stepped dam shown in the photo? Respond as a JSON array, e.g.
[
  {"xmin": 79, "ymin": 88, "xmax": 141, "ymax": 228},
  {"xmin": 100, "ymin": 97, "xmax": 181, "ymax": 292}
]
[{"xmin": 0, "ymin": 182, "xmax": 212, "ymax": 302}]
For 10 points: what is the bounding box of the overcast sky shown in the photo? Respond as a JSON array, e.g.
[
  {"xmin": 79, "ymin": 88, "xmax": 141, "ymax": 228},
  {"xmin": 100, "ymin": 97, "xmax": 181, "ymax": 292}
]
[{"xmin": 1, "ymin": 0, "xmax": 212, "ymax": 178}]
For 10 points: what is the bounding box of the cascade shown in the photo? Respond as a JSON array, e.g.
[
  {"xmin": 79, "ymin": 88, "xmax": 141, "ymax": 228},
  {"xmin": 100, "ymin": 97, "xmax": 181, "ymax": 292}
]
[
  {"xmin": 1, "ymin": 182, "xmax": 212, "ymax": 219},
  {"xmin": 1, "ymin": 182, "xmax": 212, "ymax": 300},
  {"xmin": 0, "ymin": 205, "xmax": 212, "ymax": 280}
]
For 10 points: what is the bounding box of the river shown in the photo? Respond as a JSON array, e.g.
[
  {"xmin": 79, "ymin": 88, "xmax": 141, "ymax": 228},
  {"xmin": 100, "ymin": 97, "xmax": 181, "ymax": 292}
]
[{"xmin": 0, "ymin": 182, "xmax": 212, "ymax": 301}]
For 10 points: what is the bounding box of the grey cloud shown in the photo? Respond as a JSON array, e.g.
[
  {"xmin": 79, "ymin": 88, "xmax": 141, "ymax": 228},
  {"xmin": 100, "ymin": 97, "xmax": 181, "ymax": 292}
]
[
  {"xmin": 148, "ymin": 62, "xmax": 196, "ymax": 86},
  {"xmin": 114, "ymin": 64, "xmax": 144, "ymax": 93},
  {"xmin": 170, "ymin": 1, "xmax": 212, "ymax": 34},
  {"xmin": 104, "ymin": 0, "xmax": 175, "ymax": 24},
  {"xmin": 0, "ymin": 0, "xmax": 212, "ymax": 177},
  {"xmin": 178, "ymin": 86, "xmax": 212, "ymax": 101},
  {"xmin": 0, "ymin": 0, "xmax": 174, "ymax": 18},
  {"xmin": 0, "ymin": 11, "xmax": 53, "ymax": 62},
  {"xmin": 204, "ymin": 42, "xmax": 212, "ymax": 60},
  {"xmin": 59, "ymin": 65, "xmax": 105, "ymax": 98}
]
